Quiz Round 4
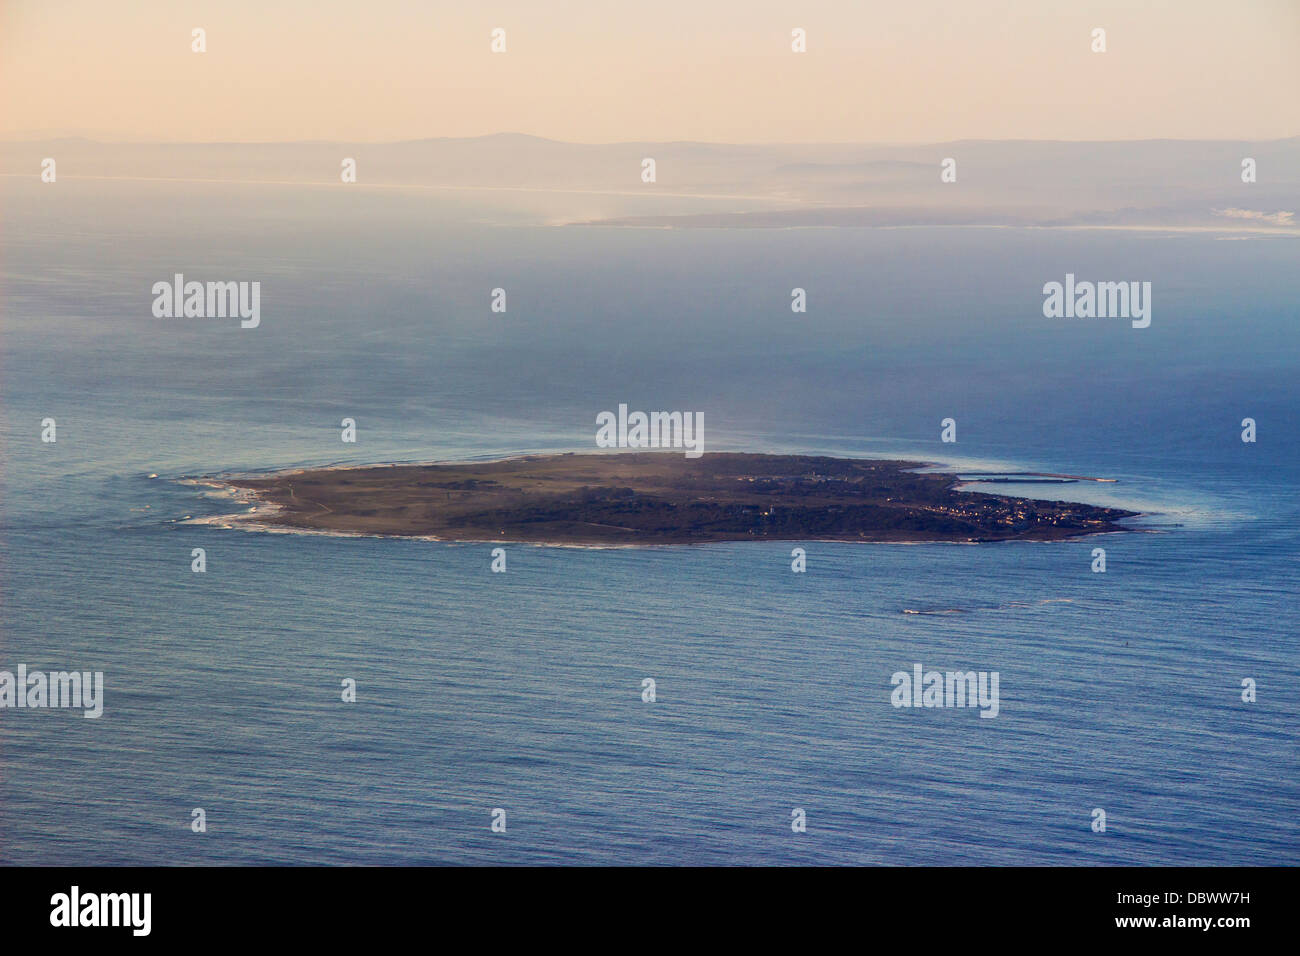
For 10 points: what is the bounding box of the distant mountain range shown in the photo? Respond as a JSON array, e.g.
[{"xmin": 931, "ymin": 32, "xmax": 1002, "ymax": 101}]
[{"xmin": 5, "ymin": 134, "xmax": 1297, "ymax": 232}]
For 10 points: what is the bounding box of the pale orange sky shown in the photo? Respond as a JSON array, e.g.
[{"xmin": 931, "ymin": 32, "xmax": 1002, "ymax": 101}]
[{"xmin": 3, "ymin": 0, "xmax": 1297, "ymax": 143}]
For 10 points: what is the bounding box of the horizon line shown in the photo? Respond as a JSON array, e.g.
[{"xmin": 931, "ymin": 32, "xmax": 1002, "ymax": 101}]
[{"xmin": 4, "ymin": 132, "xmax": 1300, "ymax": 149}]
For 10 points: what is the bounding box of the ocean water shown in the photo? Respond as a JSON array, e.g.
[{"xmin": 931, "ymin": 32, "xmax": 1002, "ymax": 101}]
[{"xmin": 1, "ymin": 179, "xmax": 1297, "ymax": 865}]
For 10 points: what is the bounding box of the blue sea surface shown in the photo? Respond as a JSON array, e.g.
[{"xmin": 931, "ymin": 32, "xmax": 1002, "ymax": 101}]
[{"xmin": 1, "ymin": 180, "xmax": 1296, "ymax": 864}]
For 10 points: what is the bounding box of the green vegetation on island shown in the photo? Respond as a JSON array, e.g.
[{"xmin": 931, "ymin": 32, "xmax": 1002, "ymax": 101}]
[{"xmin": 215, "ymin": 452, "xmax": 1138, "ymax": 545}]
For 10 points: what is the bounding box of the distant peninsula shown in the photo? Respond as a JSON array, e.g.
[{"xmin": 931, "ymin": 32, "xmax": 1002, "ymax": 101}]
[{"xmin": 201, "ymin": 453, "xmax": 1138, "ymax": 545}]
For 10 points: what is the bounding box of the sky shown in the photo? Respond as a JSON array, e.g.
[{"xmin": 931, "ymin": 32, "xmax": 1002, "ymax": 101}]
[{"xmin": 2, "ymin": 0, "xmax": 1298, "ymax": 144}]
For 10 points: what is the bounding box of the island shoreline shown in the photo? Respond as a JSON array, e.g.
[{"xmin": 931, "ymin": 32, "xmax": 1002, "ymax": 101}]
[{"xmin": 179, "ymin": 451, "xmax": 1143, "ymax": 547}]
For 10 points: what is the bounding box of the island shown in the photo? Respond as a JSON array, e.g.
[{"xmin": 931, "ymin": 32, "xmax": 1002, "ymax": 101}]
[{"xmin": 203, "ymin": 452, "xmax": 1138, "ymax": 545}]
